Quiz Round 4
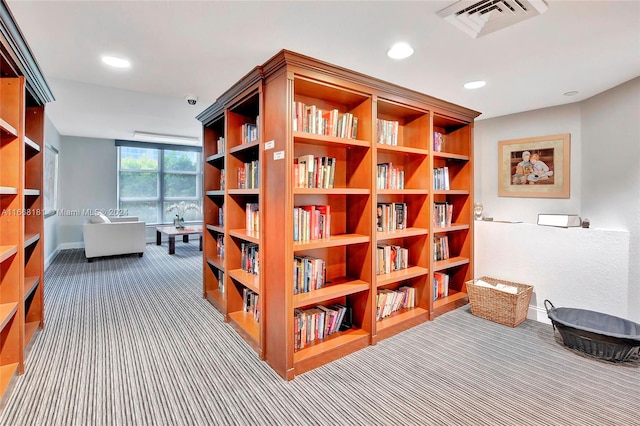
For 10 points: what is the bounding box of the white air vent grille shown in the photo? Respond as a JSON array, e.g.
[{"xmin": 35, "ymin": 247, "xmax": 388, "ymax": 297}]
[{"xmin": 437, "ymin": 0, "xmax": 548, "ymax": 38}]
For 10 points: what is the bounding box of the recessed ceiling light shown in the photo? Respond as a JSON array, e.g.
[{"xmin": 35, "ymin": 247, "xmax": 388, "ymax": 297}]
[
  {"xmin": 563, "ymin": 91, "xmax": 579, "ymax": 97},
  {"xmin": 464, "ymin": 80, "xmax": 486, "ymax": 89},
  {"xmin": 101, "ymin": 55, "xmax": 131, "ymax": 68},
  {"xmin": 387, "ymin": 42, "xmax": 414, "ymax": 60}
]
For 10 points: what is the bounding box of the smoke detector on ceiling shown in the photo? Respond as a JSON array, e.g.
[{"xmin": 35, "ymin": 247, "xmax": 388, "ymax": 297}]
[{"xmin": 437, "ymin": 0, "xmax": 548, "ymax": 38}]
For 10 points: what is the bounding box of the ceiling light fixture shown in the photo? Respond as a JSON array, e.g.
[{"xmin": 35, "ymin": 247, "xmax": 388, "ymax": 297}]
[
  {"xmin": 464, "ymin": 80, "xmax": 486, "ymax": 89},
  {"xmin": 387, "ymin": 42, "xmax": 414, "ymax": 60},
  {"xmin": 563, "ymin": 91, "xmax": 579, "ymax": 97},
  {"xmin": 133, "ymin": 131, "xmax": 200, "ymax": 145},
  {"xmin": 101, "ymin": 55, "xmax": 131, "ymax": 68}
]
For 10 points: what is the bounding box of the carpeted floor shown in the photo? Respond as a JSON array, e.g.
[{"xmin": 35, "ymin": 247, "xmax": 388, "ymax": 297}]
[{"xmin": 1, "ymin": 241, "xmax": 638, "ymax": 426}]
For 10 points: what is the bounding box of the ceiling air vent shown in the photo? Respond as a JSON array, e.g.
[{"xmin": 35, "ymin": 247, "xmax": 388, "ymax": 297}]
[{"xmin": 437, "ymin": 0, "xmax": 548, "ymax": 38}]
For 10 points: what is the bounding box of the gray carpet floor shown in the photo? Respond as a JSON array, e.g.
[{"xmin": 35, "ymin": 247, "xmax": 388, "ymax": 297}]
[{"xmin": 1, "ymin": 241, "xmax": 638, "ymax": 426}]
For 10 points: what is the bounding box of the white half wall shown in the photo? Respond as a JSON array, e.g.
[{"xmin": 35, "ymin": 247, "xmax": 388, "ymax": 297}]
[
  {"xmin": 474, "ymin": 77, "xmax": 640, "ymax": 322},
  {"xmin": 474, "ymin": 221, "xmax": 630, "ymax": 323}
]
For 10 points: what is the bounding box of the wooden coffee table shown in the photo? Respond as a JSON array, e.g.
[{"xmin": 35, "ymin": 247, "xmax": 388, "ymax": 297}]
[{"xmin": 156, "ymin": 225, "xmax": 203, "ymax": 255}]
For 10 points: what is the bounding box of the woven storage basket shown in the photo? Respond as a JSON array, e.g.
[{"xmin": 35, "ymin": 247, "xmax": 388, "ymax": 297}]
[{"xmin": 466, "ymin": 277, "xmax": 533, "ymax": 327}]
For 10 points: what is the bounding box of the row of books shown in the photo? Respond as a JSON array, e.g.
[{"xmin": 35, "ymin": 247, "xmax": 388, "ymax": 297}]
[
  {"xmin": 218, "ymin": 204, "xmax": 224, "ymax": 227},
  {"xmin": 245, "ymin": 203, "xmax": 259, "ymax": 233},
  {"xmin": 219, "ymin": 168, "xmax": 225, "ymax": 190},
  {"xmin": 243, "ymin": 288, "xmax": 259, "ymax": 322},
  {"xmin": 216, "ymin": 234, "xmax": 224, "ymax": 258},
  {"xmin": 293, "ymin": 155, "xmax": 336, "ymax": 189},
  {"xmin": 433, "ymin": 271, "xmax": 450, "ymax": 300},
  {"xmin": 376, "ymin": 202, "xmax": 407, "ymax": 232},
  {"xmin": 294, "ymin": 304, "xmax": 350, "ymax": 351},
  {"xmin": 433, "ymin": 167, "xmax": 450, "ymax": 190},
  {"xmin": 433, "ymin": 132, "xmax": 445, "ymax": 152},
  {"xmin": 376, "ymin": 118, "xmax": 399, "ymax": 146},
  {"xmin": 293, "ymin": 205, "xmax": 330, "ymax": 241},
  {"xmin": 376, "ymin": 286, "xmax": 415, "ymax": 321},
  {"xmin": 376, "ymin": 244, "xmax": 409, "ymax": 275},
  {"xmin": 242, "ymin": 122, "xmax": 258, "ymax": 145},
  {"xmin": 240, "ymin": 242, "xmax": 259, "ymax": 275},
  {"xmin": 376, "ymin": 162, "xmax": 405, "ymax": 190},
  {"xmin": 433, "ymin": 202, "xmax": 453, "ymax": 228},
  {"xmin": 292, "ymin": 102, "xmax": 359, "ymax": 139},
  {"xmin": 217, "ymin": 136, "xmax": 225, "ymax": 154},
  {"xmin": 293, "ymin": 255, "xmax": 326, "ymax": 295},
  {"xmin": 237, "ymin": 160, "xmax": 259, "ymax": 189},
  {"xmin": 433, "ymin": 234, "xmax": 450, "ymax": 261}
]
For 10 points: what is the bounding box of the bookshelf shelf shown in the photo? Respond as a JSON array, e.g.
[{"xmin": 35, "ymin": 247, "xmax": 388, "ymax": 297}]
[
  {"xmin": 0, "ymin": 246, "xmax": 18, "ymax": 263},
  {"xmin": 375, "ymin": 266, "xmax": 429, "ymax": 288},
  {"xmin": 23, "ymin": 277, "xmax": 39, "ymax": 299},
  {"xmin": 376, "ymin": 227, "xmax": 429, "ymax": 241},
  {"xmin": 0, "ymin": 6, "xmax": 53, "ymax": 404},
  {"xmin": 206, "ymin": 256, "xmax": 224, "ymax": 271},
  {"xmin": 0, "ymin": 302, "xmax": 18, "ymax": 331},
  {"xmin": 205, "ymin": 190, "xmax": 224, "ymax": 197},
  {"xmin": 293, "ymin": 234, "xmax": 370, "ymax": 250},
  {"xmin": 0, "ymin": 187, "xmax": 18, "ymax": 195},
  {"xmin": 228, "ymin": 269, "xmax": 260, "ymax": 294},
  {"xmin": 199, "ymin": 49, "xmax": 478, "ymax": 380},
  {"xmin": 229, "ymin": 229, "xmax": 260, "ymax": 244},
  {"xmin": 293, "ymin": 279, "xmax": 369, "ymax": 308}
]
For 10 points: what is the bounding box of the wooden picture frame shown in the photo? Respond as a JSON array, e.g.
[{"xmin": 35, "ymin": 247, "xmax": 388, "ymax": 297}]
[{"xmin": 498, "ymin": 133, "xmax": 570, "ymax": 198}]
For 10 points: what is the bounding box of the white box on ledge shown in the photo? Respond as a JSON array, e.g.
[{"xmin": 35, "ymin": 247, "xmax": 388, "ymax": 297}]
[{"xmin": 537, "ymin": 214, "xmax": 582, "ymax": 228}]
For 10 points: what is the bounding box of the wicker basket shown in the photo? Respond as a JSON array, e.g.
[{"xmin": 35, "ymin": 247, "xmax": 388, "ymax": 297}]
[{"xmin": 466, "ymin": 277, "xmax": 533, "ymax": 327}]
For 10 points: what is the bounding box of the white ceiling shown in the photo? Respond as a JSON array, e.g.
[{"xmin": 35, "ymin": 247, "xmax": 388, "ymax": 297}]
[{"xmin": 6, "ymin": 1, "xmax": 640, "ymax": 145}]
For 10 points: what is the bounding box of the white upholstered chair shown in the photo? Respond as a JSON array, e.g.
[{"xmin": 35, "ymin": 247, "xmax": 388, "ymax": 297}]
[{"xmin": 83, "ymin": 214, "xmax": 146, "ymax": 262}]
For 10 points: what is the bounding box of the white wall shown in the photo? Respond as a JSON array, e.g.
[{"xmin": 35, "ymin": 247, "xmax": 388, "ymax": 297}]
[
  {"xmin": 58, "ymin": 136, "xmax": 118, "ymax": 247},
  {"xmin": 43, "ymin": 116, "xmax": 61, "ymax": 268},
  {"xmin": 581, "ymin": 78, "xmax": 640, "ymax": 319},
  {"xmin": 474, "ymin": 77, "xmax": 640, "ymax": 322}
]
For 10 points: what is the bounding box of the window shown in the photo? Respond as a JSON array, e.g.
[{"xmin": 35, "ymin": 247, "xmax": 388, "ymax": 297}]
[{"xmin": 117, "ymin": 142, "xmax": 202, "ymax": 224}]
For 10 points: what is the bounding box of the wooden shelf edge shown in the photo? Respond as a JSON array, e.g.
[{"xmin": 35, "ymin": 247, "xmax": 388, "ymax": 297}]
[
  {"xmin": 376, "ymin": 143, "xmax": 429, "ymax": 156},
  {"xmin": 377, "ymin": 227, "xmax": 428, "ymax": 241},
  {"xmin": 228, "ymin": 139, "xmax": 260, "ymax": 154},
  {"xmin": 206, "ymin": 256, "xmax": 224, "ymax": 271},
  {"xmin": 375, "ymin": 266, "xmax": 429, "ymax": 287},
  {"xmin": 24, "ymin": 233, "xmax": 40, "ymax": 248},
  {"xmin": 0, "ymin": 117, "xmax": 17, "ymax": 137},
  {"xmin": 433, "ymin": 223, "xmax": 470, "ymax": 233},
  {"xmin": 374, "ymin": 307, "xmax": 429, "ymax": 342},
  {"xmin": 293, "ymin": 131, "xmax": 370, "ymax": 148},
  {"xmin": 293, "ymin": 187, "xmax": 369, "ymax": 195},
  {"xmin": 205, "ymin": 290, "xmax": 225, "ymax": 315},
  {"xmin": 24, "ymin": 189, "xmax": 40, "ymax": 196},
  {"xmin": 293, "ymin": 328, "xmax": 369, "ymax": 375},
  {"xmin": 228, "ymin": 188, "xmax": 259, "ymax": 195},
  {"xmin": 377, "ymin": 189, "xmax": 429, "ymax": 195},
  {"xmin": 433, "ymin": 256, "xmax": 470, "ymax": 271},
  {"xmin": 0, "ymin": 302, "xmax": 19, "ymax": 331},
  {"xmin": 24, "ymin": 137, "xmax": 41, "ymax": 152},
  {"xmin": 205, "ymin": 224, "xmax": 224, "ymax": 233},
  {"xmin": 293, "ymin": 279, "xmax": 369, "ymax": 308},
  {"xmin": 0, "ymin": 186, "xmax": 18, "ymax": 195},
  {"xmin": 205, "ymin": 152, "xmax": 224, "ymax": 163},
  {"xmin": 294, "ymin": 233, "xmax": 369, "ymax": 250},
  {"xmin": 228, "ymin": 269, "xmax": 260, "ymax": 294},
  {"xmin": 0, "ymin": 245, "xmax": 18, "ymax": 263},
  {"xmin": 432, "ymin": 291, "xmax": 469, "ymax": 319},
  {"xmin": 229, "ymin": 229, "xmax": 260, "ymax": 244},
  {"xmin": 432, "ymin": 151, "xmax": 469, "ymax": 161},
  {"xmin": 24, "ymin": 276, "xmax": 40, "ymax": 299},
  {"xmin": 228, "ymin": 311, "xmax": 260, "ymax": 352}
]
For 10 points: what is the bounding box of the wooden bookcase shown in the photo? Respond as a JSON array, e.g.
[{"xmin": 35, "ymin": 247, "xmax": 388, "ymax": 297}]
[
  {"xmin": 0, "ymin": 2, "xmax": 53, "ymax": 404},
  {"xmin": 198, "ymin": 50, "xmax": 479, "ymax": 380}
]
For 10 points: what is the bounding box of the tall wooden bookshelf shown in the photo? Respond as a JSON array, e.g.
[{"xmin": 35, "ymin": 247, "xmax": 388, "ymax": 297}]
[
  {"xmin": 198, "ymin": 50, "xmax": 479, "ymax": 380},
  {"xmin": 0, "ymin": 1, "xmax": 53, "ymax": 404}
]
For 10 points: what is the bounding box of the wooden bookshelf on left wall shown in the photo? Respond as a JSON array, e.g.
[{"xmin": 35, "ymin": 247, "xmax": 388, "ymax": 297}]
[{"xmin": 0, "ymin": 0, "xmax": 54, "ymax": 407}]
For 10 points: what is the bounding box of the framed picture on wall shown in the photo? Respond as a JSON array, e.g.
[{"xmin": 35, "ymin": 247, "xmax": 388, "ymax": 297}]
[
  {"xmin": 498, "ymin": 133, "xmax": 571, "ymax": 198},
  {"xmin": 44, "ymin": 144, "xmax": 59, "ymax": 217}
]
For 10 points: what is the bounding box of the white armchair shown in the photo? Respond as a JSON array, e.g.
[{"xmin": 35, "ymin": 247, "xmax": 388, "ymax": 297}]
[{"xmin": 83, "ymin": 215, "xmax": 146, "ymax": 262}]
